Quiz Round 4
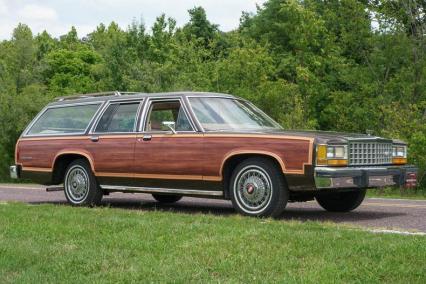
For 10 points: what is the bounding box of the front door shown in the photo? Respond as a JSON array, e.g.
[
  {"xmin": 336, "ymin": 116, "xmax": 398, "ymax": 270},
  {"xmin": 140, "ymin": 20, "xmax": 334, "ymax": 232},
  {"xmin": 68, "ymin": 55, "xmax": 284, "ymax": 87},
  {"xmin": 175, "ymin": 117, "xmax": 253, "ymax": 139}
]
[{"xmin": 133, "ymin": 98, "xmax": 205, "ymax": 189}]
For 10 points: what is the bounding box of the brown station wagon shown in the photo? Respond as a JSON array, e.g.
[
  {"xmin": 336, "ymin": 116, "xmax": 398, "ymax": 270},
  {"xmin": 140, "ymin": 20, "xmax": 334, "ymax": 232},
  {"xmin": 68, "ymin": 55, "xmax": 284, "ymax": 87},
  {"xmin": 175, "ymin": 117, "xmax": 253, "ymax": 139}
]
[{"xmin": 10, "ymin": 91, "xmax": 418, "ymax": 217}]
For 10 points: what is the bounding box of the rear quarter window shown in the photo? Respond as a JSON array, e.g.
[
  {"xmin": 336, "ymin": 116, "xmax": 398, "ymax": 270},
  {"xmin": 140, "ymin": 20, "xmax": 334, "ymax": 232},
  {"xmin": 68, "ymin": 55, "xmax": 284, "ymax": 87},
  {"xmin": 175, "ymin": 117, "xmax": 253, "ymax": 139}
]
[{"xmin": 27, "ymin": 103, "xmax": 101, "ymax": 135}]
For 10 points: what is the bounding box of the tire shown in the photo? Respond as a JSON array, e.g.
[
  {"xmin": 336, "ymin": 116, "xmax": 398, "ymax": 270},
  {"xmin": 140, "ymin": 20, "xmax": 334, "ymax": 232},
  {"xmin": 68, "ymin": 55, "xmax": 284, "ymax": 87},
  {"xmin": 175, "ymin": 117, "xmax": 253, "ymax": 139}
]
[
  {"xmin": 229, "ymin": 157, "xmax": 289, "ymax": 218},
  {"xmin": 152, "ymin": 194, "xmax": 182, "ymax": 203},
  {"xmin": 315, "ymin": 189, "xmax": 366, "ymax": 212},
  {"xmin": 64, "ymin": 159, "xmax": 103, "ymax": 206}
]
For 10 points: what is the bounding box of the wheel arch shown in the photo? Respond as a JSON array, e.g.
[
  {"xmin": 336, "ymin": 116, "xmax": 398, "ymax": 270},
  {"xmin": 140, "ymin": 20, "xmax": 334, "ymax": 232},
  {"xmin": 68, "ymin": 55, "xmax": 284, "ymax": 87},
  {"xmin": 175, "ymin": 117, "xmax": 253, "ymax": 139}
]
[
  {"xmin": 221, "ymin": 151, "xmax": 286, "ymax": 199},
  {"xmin": 51, "ymin": 151, "xmax": 95, "ymax": 184}
]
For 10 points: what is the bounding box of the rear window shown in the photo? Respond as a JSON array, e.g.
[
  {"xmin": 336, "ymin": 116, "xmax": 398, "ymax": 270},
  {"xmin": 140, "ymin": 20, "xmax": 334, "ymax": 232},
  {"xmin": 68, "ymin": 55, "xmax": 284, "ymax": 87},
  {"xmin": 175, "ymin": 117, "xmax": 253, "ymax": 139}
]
[{"xmin": 27, "ymin": 103, "xmax": 101, "ymax": 135}]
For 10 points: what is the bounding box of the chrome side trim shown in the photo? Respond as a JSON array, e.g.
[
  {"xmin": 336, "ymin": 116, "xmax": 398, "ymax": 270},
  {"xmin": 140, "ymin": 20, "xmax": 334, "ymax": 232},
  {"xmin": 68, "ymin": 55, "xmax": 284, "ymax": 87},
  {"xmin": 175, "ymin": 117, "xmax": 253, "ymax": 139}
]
[{"xmin": 100, "ymin": 185, "xmax": 223, "ymax": 196}]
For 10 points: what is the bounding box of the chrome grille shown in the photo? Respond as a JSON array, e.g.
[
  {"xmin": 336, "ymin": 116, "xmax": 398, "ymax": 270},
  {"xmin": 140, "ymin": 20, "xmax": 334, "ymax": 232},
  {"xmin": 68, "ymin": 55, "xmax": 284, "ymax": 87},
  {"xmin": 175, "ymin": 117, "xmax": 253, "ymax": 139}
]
[{"xmin": 349, "ymin": 142, "xmax": 392, "ymax": 165}]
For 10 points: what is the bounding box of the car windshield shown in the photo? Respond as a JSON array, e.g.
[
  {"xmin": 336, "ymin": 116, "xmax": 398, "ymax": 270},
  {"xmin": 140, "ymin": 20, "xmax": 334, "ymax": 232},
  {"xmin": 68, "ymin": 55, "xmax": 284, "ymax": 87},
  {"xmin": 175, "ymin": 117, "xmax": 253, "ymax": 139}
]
[{"xmin": 189, "ymin": 97, "xmax": 282, "ymax": 131}]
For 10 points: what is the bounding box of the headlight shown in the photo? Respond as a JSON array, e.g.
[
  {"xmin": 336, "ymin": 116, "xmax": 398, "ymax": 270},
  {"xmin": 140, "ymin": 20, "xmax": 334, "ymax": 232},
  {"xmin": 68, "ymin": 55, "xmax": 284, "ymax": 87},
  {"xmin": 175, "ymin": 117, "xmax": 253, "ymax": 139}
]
[
  {"xmin": 327, "ymin": 145, "xmax": 347, "ymax": 159},
  {"xmin": 392, "ymin": 145, "xmax": 407, "ymax": 158},
  {"xmin": 317, "ymin": 144, "xmax": 348, "ymax": 166},
  {"xmin": 392, "ymin": 145, "xmax": 407, "ymax": 165}
]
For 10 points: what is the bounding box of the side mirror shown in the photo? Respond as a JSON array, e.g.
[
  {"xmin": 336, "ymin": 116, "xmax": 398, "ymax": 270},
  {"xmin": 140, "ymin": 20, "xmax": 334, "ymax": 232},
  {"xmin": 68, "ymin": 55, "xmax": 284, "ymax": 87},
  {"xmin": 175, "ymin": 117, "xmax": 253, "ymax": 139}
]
[{"xmin": 162, "ymin": 121, "xmax": 176, "ymax": 134}]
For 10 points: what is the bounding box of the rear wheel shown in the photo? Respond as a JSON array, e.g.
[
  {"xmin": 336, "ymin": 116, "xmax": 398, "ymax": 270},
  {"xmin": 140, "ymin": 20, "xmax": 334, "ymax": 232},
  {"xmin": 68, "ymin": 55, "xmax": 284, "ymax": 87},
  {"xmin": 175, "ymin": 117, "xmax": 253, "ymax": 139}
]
[
  {"xmin": 152, "ymin": 194, "xmax": 182, "ymax": 203},
  {"xmin": 64, "ymin": 159, "xmax": 102, "ymax": 206},
  {"xmin": 229, "ymin": 157, "xmax": 288, "ymax": 218},
  {"xmin": 315, "ymin": 189, "xmax": 366, "ymax": 212}
]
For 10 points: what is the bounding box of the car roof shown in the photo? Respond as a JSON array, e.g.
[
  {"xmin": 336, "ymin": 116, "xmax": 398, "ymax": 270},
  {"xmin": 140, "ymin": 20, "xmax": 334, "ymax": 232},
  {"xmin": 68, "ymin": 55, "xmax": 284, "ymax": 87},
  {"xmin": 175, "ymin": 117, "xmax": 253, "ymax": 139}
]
[{"xmin": 48, "ymin": 91, "xmax": 237, "ymax": 107}]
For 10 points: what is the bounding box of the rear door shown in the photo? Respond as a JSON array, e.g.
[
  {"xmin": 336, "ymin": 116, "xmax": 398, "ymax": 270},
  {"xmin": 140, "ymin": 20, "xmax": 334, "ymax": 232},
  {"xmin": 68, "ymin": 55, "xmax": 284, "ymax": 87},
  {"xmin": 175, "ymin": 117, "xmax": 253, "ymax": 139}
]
[{"xmin": 88, "ymin": 99, "xmax": 143, "ymax": 184}]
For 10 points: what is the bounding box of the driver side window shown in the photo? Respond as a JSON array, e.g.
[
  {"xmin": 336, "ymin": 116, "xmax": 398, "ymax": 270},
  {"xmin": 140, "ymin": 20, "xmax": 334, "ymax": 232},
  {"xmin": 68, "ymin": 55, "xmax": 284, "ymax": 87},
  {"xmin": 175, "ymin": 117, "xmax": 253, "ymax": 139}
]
[{"xmin": 145, "ymin": 100, "xmax": 193, "ymax": 132}]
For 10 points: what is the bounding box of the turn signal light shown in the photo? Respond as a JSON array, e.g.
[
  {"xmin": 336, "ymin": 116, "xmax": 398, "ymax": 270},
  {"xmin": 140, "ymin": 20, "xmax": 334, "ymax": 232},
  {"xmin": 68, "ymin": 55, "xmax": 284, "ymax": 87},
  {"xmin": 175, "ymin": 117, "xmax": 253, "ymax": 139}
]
[
  {"xmin": 316, "ymin": 145, "xmax": 327, "ymax": 165},
  {"xmin": 327, "ymin": 159, "xmax": 348, "ymax": 166},
  {"xmin": 392, "ymin": 157, "xmax": 407, "ymax": 165}
]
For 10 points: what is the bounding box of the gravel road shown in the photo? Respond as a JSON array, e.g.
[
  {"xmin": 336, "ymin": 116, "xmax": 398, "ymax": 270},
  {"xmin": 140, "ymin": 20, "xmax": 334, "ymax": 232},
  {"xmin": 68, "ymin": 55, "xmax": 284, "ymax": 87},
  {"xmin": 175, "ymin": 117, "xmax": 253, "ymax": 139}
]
[{"xmin": 1, "ymin": 184, "xmax": 425, "ymax": 233}]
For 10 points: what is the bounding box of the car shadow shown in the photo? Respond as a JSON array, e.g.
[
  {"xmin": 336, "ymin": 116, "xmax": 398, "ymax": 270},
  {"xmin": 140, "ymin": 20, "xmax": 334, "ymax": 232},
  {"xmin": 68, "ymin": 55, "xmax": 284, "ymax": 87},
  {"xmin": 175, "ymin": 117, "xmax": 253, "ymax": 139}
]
[
  {"xmin": 104, "ymin": 198, "xmax": 237, "ymax": 215},
  {"xmin": 279, "ymin": 208, "xmax": 404, "ymax": 222},
  {"xmin": 28, "ymin": 194, "xmax": 405, "ymax": 223}
]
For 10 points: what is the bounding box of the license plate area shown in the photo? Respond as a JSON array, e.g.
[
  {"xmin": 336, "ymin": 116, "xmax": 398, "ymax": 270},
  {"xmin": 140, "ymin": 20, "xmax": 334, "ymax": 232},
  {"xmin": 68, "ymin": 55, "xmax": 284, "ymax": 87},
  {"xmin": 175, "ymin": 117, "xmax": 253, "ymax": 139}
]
[{"xmin": 368, "ymin": 175, "xmax": 395, "ymax": 187}]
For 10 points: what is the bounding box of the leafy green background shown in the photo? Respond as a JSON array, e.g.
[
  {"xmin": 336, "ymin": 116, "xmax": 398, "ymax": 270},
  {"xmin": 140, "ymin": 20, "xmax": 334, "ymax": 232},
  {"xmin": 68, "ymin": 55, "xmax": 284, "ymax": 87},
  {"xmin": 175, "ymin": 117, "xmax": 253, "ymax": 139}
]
[{"xmin": 0, "ymin": 0, "xmax": 425, "ymax": 189}]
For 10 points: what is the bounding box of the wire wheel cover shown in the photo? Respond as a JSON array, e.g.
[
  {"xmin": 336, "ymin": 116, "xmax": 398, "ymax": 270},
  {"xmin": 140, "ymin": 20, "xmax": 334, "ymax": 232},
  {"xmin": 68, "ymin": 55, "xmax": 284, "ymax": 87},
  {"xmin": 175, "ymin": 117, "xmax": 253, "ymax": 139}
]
[
  {"xmin": 65, "ymin": 166, "xmax": 89, "ymax": 202},
  {"xmin": 234, "ymin": 166, "xmax": 273, "ymax": 212}
]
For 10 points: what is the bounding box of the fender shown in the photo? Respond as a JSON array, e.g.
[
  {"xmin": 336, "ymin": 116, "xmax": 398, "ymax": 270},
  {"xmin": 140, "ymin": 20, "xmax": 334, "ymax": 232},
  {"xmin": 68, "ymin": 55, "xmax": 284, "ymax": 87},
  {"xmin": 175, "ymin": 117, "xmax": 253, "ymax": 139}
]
[
  {"xmin": 220, "ymin": 150, "xmax": 292, "ymax": 177},
  {"xmin": 52, "ymin": 150, "xmax": 96, "ymax": 172}
]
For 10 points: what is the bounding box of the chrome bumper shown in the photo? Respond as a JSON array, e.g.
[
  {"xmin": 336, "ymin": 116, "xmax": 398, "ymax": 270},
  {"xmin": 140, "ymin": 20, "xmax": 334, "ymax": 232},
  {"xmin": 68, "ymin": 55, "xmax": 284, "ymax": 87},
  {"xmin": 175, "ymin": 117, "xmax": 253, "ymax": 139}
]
[
  {"xmin": 10, "ymin": 165, "xmax": 20, "ymax": 179},
  {"xmin": 314, "ymin": 165, "xmax": 418, "ymax": 189}
]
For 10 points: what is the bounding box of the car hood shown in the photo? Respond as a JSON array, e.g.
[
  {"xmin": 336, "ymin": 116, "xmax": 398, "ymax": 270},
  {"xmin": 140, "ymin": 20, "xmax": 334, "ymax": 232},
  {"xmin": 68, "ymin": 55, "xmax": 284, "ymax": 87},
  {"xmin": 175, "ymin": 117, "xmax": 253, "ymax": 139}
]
[{"xmin": 227, "ymin": 129, "xmax": 405, "ymax": 145}]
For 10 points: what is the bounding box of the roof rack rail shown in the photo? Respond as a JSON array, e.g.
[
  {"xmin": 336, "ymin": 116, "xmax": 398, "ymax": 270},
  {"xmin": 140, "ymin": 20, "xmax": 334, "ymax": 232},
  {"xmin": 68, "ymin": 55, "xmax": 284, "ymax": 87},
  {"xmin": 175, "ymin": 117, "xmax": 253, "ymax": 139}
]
[{"xmin": 56, "ymin": 91, "xmax": 139, "ymax": 101}]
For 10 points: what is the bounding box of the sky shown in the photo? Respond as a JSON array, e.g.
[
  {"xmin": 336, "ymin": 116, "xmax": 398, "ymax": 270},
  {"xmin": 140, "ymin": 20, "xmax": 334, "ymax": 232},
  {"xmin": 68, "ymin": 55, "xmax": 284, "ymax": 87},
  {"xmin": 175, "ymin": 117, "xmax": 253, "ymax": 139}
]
[{"xmin": 0, "ymin": 0, "xmax": 267, "ymax": 40}]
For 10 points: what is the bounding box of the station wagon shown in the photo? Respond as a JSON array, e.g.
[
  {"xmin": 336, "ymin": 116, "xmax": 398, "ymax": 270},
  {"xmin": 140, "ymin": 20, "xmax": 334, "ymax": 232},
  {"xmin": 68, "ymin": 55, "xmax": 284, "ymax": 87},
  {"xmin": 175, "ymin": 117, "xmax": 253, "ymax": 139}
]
[{"xmin": 10, "ymin": 91, "xmax": 418, "ymax": 217}]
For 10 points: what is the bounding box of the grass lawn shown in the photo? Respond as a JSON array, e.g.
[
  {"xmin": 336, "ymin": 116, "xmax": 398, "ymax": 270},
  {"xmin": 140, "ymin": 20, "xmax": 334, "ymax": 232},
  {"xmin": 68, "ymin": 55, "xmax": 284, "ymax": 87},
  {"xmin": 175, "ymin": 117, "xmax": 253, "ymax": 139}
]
[{"xmin": 0, "ymin": 203, "xmax": 425, "ymax": 283}]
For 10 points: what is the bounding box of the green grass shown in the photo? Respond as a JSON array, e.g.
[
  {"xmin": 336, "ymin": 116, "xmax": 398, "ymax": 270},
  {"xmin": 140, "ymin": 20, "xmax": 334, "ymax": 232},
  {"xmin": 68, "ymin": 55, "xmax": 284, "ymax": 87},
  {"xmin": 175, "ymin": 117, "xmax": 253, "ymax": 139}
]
[
  {"xmin": 0, "ymin": 203, "xmax": 425, "ymax": 283},
  {"xmin": 367, "ymin": 187, "xmax": 426, "ymax": 200}
]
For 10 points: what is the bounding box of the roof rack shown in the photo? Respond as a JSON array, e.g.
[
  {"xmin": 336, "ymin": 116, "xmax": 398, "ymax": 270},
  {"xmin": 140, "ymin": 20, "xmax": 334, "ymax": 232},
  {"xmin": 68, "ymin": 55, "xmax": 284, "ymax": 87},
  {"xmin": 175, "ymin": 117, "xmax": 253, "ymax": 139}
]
[{"xmin": 56, "ymin": 91, "xmax": 139, "ymax": 101}]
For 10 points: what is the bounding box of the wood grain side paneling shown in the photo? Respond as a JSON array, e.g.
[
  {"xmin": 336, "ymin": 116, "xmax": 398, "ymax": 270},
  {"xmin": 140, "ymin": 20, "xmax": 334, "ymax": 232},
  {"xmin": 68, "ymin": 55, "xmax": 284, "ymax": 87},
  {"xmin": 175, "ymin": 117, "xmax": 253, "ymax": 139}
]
[
  {"xmin": 134, "ymin": 134, "xmax": 205, "ymax": 177},
  {"xmin": 202, "ymin": 134, "xmax": 313, "ymax": 176},
  {"xmin": 16, "ymin": 133, "xmax": 314, "ymax": 184},
  {"xmin": 17, "ymin": 135, "xmax": 136, "ymax": 174},
  {"xmin": 86, "ymin": 135, "xmax": 136, "ymax": 173}
]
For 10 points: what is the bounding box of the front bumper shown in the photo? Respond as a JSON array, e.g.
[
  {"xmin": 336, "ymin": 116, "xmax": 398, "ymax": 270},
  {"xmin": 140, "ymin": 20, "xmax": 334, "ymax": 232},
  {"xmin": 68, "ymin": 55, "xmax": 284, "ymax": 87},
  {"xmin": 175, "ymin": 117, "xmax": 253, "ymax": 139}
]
[
  {"xmin": 315, "ymin": 165, "xmax": 418, "ymax": 189},
  {"xmin": 10, "ymin": 165, "xmax": 20, "ymax": 179}
]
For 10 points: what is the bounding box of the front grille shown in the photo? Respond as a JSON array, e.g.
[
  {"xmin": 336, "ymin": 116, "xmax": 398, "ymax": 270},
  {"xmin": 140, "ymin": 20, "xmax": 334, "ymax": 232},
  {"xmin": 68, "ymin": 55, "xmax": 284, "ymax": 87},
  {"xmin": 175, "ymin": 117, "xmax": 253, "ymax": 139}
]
[{"xmin": 349, "ymin": 142, "xmax": 392, "ymax": 166}]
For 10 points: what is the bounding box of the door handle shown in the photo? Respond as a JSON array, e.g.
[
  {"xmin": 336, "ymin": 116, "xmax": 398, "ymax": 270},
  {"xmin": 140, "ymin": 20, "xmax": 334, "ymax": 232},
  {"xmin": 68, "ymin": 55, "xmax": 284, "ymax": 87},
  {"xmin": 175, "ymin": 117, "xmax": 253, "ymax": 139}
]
[
  {"xmin": 142, "ymin": 135, "xmax": 152, "ymax": 141},
  {"xmin": 90, "ymin": 136, "xmax": 99, "ymax": 142}
]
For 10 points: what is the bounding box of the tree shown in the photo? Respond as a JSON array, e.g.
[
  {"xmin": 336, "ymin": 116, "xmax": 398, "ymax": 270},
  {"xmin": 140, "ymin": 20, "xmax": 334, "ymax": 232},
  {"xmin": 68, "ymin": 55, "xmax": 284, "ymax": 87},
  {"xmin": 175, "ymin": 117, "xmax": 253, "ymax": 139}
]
[
  {"xmin": 9, "ymin": 24, "xmax": 36, "ymax": 94},
  {"xmin": 59, "ymin": 26, "xmax": 79, "ymax": 49},
  {"xmin": 183, "ymin": 6, "xmax": 218, "ymax": 47},
  {"xmin": 43, "ymin": 47, "xmax": 102, "ymax": 95},
  {"xmin": 35, "ymin": 31, "xmax": 57, "ymax": 61},
  {"xmin": 0, "ymin": 1, "xmax": 424, "ymax": 188}
]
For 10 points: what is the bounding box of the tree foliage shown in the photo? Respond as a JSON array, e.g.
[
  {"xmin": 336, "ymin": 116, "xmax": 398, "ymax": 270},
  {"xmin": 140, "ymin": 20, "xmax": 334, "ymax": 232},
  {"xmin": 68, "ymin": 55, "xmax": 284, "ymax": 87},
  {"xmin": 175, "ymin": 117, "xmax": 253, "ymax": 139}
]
[{"xmin": 0, "ymin": 2, "xmax": 425, "ymax": 187}]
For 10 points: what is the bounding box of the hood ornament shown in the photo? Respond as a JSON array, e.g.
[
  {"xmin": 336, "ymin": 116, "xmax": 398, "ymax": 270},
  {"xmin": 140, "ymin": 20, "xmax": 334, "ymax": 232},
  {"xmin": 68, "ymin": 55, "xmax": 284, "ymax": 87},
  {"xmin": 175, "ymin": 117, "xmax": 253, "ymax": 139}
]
[{"xmin": 366, "ymin": 129, "xmax": 373, "ymax": 136}]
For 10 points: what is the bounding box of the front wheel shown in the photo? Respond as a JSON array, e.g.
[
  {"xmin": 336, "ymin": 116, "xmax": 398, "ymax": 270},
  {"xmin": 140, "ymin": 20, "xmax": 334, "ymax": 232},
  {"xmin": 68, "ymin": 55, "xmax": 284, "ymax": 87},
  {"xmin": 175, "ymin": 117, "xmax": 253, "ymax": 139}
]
[
  {"xmin": 315, "ymin": 189, "xmax": 366, "ymax": 212},
  {"xmin": 64, "ymin": 159, "xmax": 103, "ymax": 206},
  {"xmin": 229, "ymin": 157, "xmax": 288, "ymax": 218}
]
